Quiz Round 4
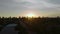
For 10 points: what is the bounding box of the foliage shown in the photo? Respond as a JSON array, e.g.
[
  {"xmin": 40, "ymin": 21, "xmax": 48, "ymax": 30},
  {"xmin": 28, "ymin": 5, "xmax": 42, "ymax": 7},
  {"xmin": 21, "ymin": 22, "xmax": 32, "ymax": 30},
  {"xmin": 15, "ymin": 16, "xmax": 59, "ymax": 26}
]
[{"xmin": 0, "ymin": 16, "xmax": 60, "ymax": 34}]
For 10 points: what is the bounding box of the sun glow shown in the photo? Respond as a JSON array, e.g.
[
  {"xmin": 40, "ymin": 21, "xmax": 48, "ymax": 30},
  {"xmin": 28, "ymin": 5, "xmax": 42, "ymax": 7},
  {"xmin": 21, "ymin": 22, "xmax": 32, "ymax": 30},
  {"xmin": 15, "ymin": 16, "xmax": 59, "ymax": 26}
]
[{"xmin": 26, "ymin": 13, "xmax": 36, "ymax": 17}]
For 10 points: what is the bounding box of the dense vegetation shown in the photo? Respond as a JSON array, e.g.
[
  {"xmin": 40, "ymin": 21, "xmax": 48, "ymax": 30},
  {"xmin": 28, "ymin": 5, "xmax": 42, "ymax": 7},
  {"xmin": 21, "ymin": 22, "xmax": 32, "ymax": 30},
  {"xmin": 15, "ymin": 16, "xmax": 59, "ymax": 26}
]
[{"xmin": 0, "ymin": 16, "xmax": 60, "ymax": 34}]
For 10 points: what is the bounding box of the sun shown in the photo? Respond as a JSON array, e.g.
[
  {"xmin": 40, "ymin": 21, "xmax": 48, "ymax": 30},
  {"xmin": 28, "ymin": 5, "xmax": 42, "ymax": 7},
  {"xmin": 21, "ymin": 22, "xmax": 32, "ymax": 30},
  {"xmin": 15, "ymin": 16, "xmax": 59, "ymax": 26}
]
[{"xmin": 26, "ymin": 13, "xmax": 35, "ymax": 17}]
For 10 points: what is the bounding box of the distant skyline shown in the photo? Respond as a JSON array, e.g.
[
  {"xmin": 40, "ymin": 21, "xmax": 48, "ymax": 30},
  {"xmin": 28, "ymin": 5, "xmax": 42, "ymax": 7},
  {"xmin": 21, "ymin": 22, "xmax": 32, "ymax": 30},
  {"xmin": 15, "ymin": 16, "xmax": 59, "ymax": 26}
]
[{"xmin": 0, "ymin": 0, "xmax": 60, "ymax": 17}]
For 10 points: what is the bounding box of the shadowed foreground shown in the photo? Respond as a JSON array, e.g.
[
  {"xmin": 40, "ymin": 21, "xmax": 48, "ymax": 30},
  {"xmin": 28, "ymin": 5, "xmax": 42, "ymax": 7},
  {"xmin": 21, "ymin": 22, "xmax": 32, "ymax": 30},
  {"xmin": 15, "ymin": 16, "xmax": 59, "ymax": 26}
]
[
  {"xmin": 0, "ymin": 24, "xmax": 18, "ymax": 34},
  {"xmin": 0, "ymin": 17, "xmax": 60, "ymax": 34}
]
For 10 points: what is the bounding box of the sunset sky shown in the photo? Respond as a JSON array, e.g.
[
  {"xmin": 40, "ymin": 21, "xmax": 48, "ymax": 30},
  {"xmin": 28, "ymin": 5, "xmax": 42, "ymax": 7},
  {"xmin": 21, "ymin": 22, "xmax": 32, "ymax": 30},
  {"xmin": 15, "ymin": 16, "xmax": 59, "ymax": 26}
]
[{"xmin": 0, "ymin": 0, "xmax": 60, "ymax": 17}]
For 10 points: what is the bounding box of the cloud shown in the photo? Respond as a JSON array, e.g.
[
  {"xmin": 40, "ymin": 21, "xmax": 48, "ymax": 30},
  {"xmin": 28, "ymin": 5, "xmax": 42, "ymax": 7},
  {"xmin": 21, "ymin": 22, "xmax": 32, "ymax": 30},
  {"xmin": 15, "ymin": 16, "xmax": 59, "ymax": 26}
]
[
  {"xmin": 47, "ymin": 0, "xmax": 60, "ymax": 4},
  {"xmin": 0, "ymin": 0, "xmax": 60, "ymax": 10},
  {"xmin": 0, "ymin": 0, "xmax": 60, "ymax": 16}
]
